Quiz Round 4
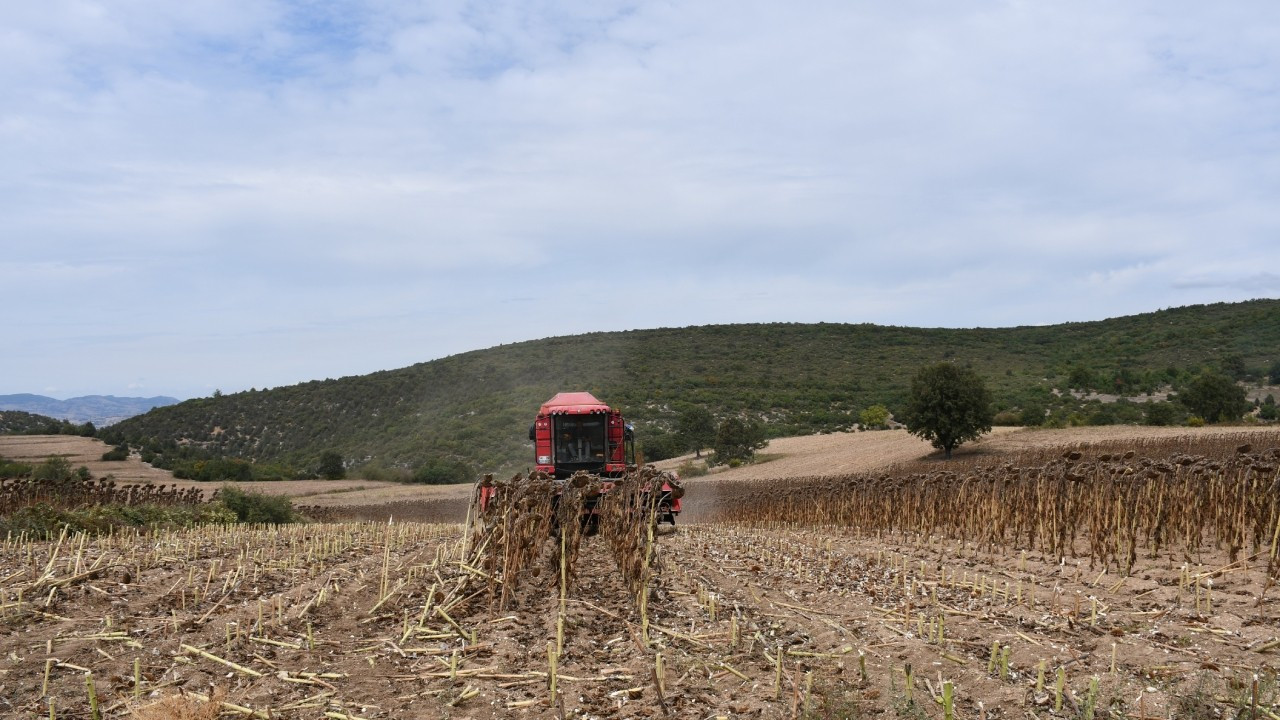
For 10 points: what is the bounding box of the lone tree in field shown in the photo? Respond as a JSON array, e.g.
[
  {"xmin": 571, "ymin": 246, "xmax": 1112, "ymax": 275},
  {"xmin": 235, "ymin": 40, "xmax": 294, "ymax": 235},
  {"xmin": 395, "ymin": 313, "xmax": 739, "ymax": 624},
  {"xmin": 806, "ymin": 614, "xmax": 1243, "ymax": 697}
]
[
  {"xmin": 902, "ymin": 362, "xmax": 994, "ymax": 459},
  {"xmin": 676, "ymin": 406, "xmax": 717, "ymax": 458},
  {"xmin": 712, "ymin": 416, "xmax": 767, "ymax": 465}
]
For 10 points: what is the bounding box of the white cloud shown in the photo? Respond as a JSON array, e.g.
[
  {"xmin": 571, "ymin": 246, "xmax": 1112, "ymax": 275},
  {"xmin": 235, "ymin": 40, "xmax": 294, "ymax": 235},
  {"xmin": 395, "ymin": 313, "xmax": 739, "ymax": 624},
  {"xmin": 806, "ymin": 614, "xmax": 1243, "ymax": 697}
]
[{"xmin": 4, "ymin": 1, "xmax": 1280, "ymax": 397}]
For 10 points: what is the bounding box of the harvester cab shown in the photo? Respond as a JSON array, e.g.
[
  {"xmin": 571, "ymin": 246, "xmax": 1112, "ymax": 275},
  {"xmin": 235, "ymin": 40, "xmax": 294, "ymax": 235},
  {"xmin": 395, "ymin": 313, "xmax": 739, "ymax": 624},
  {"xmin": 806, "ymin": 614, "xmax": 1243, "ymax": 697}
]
[{"xmin": 529, "ymin": 392, "xmax": 632, "ymax": 478}]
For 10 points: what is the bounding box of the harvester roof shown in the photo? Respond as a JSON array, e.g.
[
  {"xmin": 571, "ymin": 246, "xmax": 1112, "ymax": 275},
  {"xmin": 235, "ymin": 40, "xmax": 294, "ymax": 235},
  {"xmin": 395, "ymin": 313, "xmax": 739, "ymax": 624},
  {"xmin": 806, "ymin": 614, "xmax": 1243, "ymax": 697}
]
[{"xmin": 540, "ymin": 392, "xmax": 611, "ymax": 415}]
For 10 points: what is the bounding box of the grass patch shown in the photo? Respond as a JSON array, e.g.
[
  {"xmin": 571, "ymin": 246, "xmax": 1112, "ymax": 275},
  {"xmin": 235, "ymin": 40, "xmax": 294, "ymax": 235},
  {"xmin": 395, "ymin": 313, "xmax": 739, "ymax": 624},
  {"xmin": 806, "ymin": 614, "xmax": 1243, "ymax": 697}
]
[
  {"xmin": 289, "ymin": 485, "xmax": 370, "ymax": 498},
  {"xmin": 675, "ymin": 461, "xmax": 709, "ymax": 478},
  {"xmin": 803, "ymin": 678, "xmax": 866, "ymax": 719}
]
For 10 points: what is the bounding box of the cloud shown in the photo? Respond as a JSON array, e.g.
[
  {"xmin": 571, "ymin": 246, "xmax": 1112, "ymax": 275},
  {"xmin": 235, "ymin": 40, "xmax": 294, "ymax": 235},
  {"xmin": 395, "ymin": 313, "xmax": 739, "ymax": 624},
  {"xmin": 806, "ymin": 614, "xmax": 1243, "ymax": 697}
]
[
  {"xmin": 1174, "ymin": 272, "xmax": 1280, "ymax": 293},
  {"xmin": 4, "ymin": 1, "xmax": 1280, "ymax": 397}
]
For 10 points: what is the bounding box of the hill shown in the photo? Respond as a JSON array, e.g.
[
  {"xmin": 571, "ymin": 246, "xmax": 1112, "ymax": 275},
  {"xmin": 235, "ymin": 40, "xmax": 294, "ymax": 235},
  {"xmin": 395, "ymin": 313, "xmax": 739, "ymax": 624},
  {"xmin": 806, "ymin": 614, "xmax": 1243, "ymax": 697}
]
[
  {"xmin": 0, "ymin": 394, "xmax": 179, "ymax": 426},
  {"xmin": 102, "ymin": 299, "xmax": 1280, "ymax": 478},
  {"xmin": 0, "ymin": 410, "xmax": 96, "ymax": 436}
]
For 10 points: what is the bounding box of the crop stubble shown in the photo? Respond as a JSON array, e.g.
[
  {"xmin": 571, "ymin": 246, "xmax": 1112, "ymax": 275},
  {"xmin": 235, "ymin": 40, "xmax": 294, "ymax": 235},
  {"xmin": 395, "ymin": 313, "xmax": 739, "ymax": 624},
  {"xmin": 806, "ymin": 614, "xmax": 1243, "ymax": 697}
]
[{"xmin": 1, "ymin": 429, "xmax": 1279, "ymax": 717}]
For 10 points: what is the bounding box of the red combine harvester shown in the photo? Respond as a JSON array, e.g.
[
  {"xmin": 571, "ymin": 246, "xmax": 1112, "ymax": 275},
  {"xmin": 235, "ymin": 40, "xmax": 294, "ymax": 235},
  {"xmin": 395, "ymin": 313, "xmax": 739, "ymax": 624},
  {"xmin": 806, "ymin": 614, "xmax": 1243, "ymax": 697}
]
[
  {"xmin": 531, "ymin": 391, "xmax": 632, "ymax": 478},
  {"xmin": 479, "ymin": 392, "xmax": 682, "ymax": 527}
]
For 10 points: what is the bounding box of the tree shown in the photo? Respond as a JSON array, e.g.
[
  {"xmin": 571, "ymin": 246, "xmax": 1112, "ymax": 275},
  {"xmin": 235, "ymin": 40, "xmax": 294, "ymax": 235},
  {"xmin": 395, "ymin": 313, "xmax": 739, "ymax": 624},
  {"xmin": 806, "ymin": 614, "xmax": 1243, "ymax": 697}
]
[
  {"xmin": 858, "ymin": 405, "xmax": 890, "ymax": 430},
  {"xmin": 1067, "ymin": 364, "xmax": 1096, "ymax": 391},
  {"xmin": 411, "ymin": 458, "xmax": 474, "ymax": 485},
  {"xmin": 712, "ymin": 417, "xmax": 766, "ymax": 465},
  {"xmin": 1220, "ymin": 354, "xmax": 1249, "ymax": 380},
  {"xmin": 1143, "ymin": 401, "xmax": 1179, "ymax": 426},
  {"xmin": 676, "ymin": 407, "xmax": 717, "ymax": 458},
  {"xmin": 901, "ymin": 362, "xmax": 994, "ymax": 459},
  {"xmin": 1019, "ymin": 398, "xmax": 1047, "ymax": 426},
  {"xmin": 639, "ymin": 430, "xmax": 685, "ymax": 463},
  {"xmin": 318, "ymin": 451, "xmax": 346, "ymax": 480},
  {"xmin": 1270, "ymin": 360, "xmax": 1280, "ymax": 385},
  {"xmin": 1178, "ymin": 370, "xmax": 1247, "ymax": 423},
  {"xmin": 195, "ymin": 458, "xmax": 253, "ymax": 482}
]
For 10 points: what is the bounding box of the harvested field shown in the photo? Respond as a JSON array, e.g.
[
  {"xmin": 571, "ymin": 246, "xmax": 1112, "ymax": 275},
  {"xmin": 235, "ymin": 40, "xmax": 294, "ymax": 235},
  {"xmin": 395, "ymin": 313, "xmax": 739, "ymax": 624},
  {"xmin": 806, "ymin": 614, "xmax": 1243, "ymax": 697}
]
[
  {"xmin": 2, "ymin": 427, "xmax": 1279, "ymax": 717},
  {"xmin": 0, "ymin": 435, "xmax": 177, "ymax": 486},
  {"xmin": 658, "ymin": 424, "xmax": 1280, "ymax": 483},
  {"xmin": 8, "ymin": 426, "xmax": 1278, "ymax": 521}
]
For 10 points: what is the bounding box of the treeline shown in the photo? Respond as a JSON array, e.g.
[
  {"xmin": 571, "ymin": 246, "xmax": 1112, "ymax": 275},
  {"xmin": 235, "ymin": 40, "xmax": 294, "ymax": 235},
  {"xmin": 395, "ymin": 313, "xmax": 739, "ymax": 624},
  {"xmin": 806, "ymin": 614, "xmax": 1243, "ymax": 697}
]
[
  {"xmin": 110, "ymin": 438, "xmax": 470, "ymax": 485},
  {"xmin": 100, "ymin": 300, "xmax": 1280, "ymax": 479},
  {"xmin": 0, "ymin": 410, "xmax": 97, "ymax": 437}
]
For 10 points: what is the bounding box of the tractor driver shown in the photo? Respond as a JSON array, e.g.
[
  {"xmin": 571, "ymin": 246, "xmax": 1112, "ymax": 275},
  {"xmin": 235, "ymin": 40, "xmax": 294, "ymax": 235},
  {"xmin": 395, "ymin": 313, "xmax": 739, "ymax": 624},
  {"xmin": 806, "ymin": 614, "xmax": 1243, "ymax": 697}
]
[{"xmin": 558, "ymin": 431, "xmax": 576, "ymax": 461}]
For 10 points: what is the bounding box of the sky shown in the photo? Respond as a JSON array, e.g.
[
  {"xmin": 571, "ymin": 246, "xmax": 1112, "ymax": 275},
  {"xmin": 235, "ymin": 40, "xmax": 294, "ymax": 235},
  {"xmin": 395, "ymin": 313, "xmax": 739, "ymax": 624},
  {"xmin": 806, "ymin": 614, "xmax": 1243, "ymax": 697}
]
[{"xmin": 4, "ymin": 1, "xmax": 1280, "ymax": 400}]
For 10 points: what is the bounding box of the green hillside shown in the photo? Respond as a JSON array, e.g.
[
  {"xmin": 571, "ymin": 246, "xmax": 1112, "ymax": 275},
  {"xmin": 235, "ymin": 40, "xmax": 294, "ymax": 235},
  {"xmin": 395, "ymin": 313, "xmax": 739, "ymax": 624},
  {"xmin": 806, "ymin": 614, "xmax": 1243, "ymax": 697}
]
[
  {"xmin": 0, "ymin": 410, "xmax": 97, "ymax": 437},
  {"xmin": 102, "ymin": 300, "xmax": 1280, "ymax": 479}
]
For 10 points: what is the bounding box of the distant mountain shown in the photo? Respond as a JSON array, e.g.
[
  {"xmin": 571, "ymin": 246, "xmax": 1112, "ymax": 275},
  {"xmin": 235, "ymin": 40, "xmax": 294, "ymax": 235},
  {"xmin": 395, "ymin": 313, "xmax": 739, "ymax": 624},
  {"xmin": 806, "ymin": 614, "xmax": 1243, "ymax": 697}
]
[
  {"xmin": 0, "ymin": 395, "xmax": 179, "ymax": 427},
  {"xmin": 103, "ymin": 300, "xmax": 1280, "ymax": 478}
]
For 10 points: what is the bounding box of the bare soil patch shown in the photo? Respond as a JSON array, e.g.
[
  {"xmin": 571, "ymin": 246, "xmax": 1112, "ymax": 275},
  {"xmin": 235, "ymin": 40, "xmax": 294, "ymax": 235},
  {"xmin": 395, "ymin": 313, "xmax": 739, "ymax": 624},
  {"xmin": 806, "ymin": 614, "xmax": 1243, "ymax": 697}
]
[{"xmin": 2, "ymin": 516, "xmax": 1275, "ymax": 718}]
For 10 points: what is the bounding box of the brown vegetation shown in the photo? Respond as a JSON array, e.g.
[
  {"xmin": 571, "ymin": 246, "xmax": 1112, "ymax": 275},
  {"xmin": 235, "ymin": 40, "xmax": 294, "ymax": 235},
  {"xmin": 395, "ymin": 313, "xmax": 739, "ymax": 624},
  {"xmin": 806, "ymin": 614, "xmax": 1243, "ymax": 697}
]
[{"xmin": 2, "ymin": 427, "xmax": 1278, "ymax": 717}]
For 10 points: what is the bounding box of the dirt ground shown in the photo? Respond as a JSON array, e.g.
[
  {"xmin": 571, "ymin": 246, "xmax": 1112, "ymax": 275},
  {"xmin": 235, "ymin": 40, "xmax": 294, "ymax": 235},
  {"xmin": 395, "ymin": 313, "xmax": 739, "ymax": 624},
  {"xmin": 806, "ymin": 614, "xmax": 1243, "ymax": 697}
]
[
  {"xmin": 657, "ymin": 424, "xmax": 1280, "ymax": 482},
  {"xmin": 1, "ymin": 426, "xmax": 1279, "ymax": 717},
  {"xmin": 1, "ymin": 504, "xmax": 1276, "ymax": 718}
]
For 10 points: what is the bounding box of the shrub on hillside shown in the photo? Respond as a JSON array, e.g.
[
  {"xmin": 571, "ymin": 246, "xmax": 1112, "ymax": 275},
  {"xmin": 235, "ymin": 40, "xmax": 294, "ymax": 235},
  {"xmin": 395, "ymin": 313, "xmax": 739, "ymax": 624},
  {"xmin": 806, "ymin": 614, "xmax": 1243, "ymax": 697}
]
[
  {"xmin": 353, "ymin": 461, "xmax": 413, "ymax": 483},
  {"xmin": 858, "ymin": 405, "xmax": 890, "ymax": 430},
  {"xmin": 1144, "ymin": 401, "xmax": 1180, "ymax": 426},
  {"xmin": 193, "ymin": 458, "xmax": 254, "ymax": 482},
  {"xmin": 639, "ymin": 430, "xmax": 685, "ymax": 462},
  {"xmin": 1018, "ymin": 399, "xmax": 1048, "ymax": 426},
  {"xmin": 102, "ymin": 443, "xmax": 130, "ymax": 461},
  {"xmin": 992, "ymin": 410, "xmax": 1021, "ymax": 426},
  {"xmin": 410, "ymin": 458, "xmax": 474, "ymax": 485}
]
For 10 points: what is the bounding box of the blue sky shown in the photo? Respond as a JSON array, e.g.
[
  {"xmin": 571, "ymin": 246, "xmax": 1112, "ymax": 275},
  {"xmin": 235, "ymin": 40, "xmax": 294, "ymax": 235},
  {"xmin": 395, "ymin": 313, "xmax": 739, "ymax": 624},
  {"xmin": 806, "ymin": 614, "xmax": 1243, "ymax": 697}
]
[{"xmin": 4, "ymin": 1, "xmax": 1279, "ymax": 399}]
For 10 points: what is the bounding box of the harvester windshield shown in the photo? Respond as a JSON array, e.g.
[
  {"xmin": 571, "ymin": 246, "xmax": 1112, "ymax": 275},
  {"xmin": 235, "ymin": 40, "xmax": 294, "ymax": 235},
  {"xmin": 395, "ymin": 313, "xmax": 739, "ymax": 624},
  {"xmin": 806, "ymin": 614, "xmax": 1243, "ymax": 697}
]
[{"xmin": 554, "ymin": 414, "xmax": 606, "ymax": 469}]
